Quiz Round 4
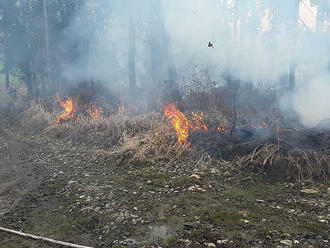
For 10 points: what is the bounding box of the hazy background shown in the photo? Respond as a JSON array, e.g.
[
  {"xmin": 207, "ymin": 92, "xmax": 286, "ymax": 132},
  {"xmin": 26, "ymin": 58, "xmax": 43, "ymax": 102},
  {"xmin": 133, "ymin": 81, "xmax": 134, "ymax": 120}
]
[{"xmin": 1, "ymin": 0, "xmax": 330, "ymax": 127}]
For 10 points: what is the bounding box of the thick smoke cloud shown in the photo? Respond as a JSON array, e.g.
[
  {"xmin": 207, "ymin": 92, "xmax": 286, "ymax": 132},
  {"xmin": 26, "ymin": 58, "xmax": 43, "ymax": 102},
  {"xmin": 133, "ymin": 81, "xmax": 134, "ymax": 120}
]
[
  {"xmin": 63, "ymin": 0, "xmax": 330, "ymax": 128},
  {"xmin": 293, "ymin": 75, "xmax": 330, "ymax": 127},
  {"xmin": 162, "ymin": 0, "xmax": 330, "ymax": 128}
]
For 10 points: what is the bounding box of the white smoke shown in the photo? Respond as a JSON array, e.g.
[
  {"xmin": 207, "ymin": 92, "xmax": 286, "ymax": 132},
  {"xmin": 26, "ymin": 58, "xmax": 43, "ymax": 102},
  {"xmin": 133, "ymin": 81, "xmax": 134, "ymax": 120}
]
[
  {"xmin": 293, "ymin": 75, "xmax": 330, "ymax": 127},
  {"xmin": 62, "ymin": 0, "xmax": 330, "ymax": 127},
  {"xmin": 161, "ymin": 0, "xmax": 330, "ymax": 128}
]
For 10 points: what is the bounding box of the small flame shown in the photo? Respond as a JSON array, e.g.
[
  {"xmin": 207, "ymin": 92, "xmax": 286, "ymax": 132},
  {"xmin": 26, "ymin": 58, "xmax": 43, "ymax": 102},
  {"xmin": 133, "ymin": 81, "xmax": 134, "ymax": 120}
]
[
  {"xmin": 191, "ymin": 112, "xmax": 208, "ymax": 131},
  {"xmin": 88, "ymin": 105, "xmax": 103, "ymax": 119},
  {"xmin": 217, "ymin": 124, "xmax": 226, "ymax": 133},
  {"xmin": 250, "ymin": 122, "xmax": 269, "ymax": 129},
  {"xmin": 164, "ymin": 104, "xmax": 209, "ymax": 145},
  {"xmin": 164, "ymin": 103, "xmax": 190, "ymax": 145},
  {"xmin": 57, "ymin": 95, "xmax": 77, "ymax": 124}
]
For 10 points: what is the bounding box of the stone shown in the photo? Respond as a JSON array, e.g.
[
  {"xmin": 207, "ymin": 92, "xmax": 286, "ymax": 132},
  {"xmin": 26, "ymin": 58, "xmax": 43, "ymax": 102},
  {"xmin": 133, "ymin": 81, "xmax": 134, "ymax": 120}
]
[
  {"xmin": 217, "ymin": 239, "xmax": 229, "ymax": 244},
  {"xmin": 280, "ymin": 240, "xmax": 293, "ymax": 246},
  {"xmin": 300, "ymin": 189, "xmax": 318, "ymax": 194},
  {"xmin": 223, "ymin": 171, "xmax": 232, "ymax": 177},
  {"xmin": 204, "ymin": 242, "xmax": 216, "ymax": 247},
  {"xmin": 190, "ymin": 174, "xmax": 201, "ymax": 179}
]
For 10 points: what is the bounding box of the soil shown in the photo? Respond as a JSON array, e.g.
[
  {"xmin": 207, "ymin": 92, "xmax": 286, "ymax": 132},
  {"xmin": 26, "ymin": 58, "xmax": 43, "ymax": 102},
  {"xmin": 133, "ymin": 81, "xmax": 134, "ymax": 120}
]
[{"xmin": 0, "ymin": 108, "xmax": 329, "ymax": 248}]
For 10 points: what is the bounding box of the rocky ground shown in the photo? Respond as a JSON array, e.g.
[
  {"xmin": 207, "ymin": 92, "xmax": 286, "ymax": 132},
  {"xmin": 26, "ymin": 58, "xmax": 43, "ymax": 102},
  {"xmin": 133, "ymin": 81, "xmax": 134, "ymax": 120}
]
[{"xmin": 0, "ymin": 107, "xmax": 329, "ymax": 248}]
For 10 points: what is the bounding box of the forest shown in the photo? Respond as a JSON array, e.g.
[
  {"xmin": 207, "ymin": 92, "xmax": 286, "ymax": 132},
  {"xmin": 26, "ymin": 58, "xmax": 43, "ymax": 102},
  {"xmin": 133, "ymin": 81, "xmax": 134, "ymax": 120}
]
[{"xmin": 0, "ymin": 1, "xmax": 330, "ymax": 248}]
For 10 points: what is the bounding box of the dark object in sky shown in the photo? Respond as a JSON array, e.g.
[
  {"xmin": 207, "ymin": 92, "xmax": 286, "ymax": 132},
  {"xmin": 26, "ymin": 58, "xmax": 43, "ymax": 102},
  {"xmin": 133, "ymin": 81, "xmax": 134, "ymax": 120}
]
[{"xmin": 208, "ymin": 42, "xmax": 214, "ymax": 48}]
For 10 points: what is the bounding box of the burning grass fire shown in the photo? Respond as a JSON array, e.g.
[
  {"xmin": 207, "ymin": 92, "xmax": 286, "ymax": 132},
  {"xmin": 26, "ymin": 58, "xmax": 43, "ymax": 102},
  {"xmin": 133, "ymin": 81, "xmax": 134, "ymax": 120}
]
[
  {"xmin": 164, "ymin": 103, "xmax": 278, "ymax": 145},
  {"xmin": 56, "ymin": 95, "xmax": 77, "ymax": 124},
  {"xmin": 163, "ymin": 103, "xmax": 190, "ymax": 145},
  {"xmin": 56, "ymin": 95, "xmax": 104, "ymax": 124},
  {"xmin": 87, "ymin": 105, "xmax": 104, "ymax": 119},
  {"xmin": 163, "ymin": 103, "xmax": 211, "ymax": 145}
]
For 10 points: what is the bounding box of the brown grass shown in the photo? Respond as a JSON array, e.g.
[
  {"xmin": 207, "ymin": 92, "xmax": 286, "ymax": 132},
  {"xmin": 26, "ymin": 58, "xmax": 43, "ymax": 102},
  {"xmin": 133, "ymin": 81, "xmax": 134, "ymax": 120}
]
[
  {"xmin": 8, "ymin": 89, "xmax": 329, "ymax": 183},
  {"xmin": 235, "ymin": 143, "xmax": 330, "ymax": 183}
]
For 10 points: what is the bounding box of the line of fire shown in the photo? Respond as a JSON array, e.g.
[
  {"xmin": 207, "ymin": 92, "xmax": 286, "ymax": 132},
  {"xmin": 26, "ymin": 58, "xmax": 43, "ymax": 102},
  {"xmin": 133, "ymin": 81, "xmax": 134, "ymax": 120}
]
[{"xmin": 0, "ymin": 1, "xmax": 329, "ymax": 247}]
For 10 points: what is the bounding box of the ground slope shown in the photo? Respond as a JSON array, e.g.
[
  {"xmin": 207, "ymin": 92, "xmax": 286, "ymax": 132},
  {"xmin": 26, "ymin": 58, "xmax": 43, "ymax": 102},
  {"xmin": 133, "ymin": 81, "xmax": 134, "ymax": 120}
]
[{"xmin": 0, "ymin": 111, "xmax": 329, "ymax": 248}]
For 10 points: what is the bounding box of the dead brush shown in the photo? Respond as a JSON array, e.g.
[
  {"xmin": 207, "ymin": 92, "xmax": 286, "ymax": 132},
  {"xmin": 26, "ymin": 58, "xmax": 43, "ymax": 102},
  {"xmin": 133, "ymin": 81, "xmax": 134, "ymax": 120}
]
[
  {"xmin": 286, "ymin": 148, "xmax": 330, "ymax": 182},
  {"xmin": 0, "ymin": 90, "xmax": 28, "ymax": 115},
  {"xmin": 44, "ymin": 114, "xmax": 126, "ymax": 148},
  {"xmin": 96, "ymin": 117, "xmax": 214, "ymax": 168},
  {"xmin": 43, "ymin": 110, "xmax": 165, "ymax": 151},
  {"xmin": 23, "ymin": 99, "xmax": 57, "ymax": 127},
  {"xmin": 235, "ymin": 143, "xmax": 330, "ymax": 182},
  {"xmin": 102, "ymin": 122, "xmax": 190, "ymax": 163},
  {"xmin": 0, "ymin": 91, "xmax": 12, "ymax": 107}
]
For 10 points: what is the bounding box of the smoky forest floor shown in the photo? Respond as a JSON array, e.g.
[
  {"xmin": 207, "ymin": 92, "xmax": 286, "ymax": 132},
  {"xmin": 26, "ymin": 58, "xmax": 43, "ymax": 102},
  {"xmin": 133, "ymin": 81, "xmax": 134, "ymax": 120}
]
[{"xmin": 0, "ymin": 107, "xmax": 329, "ymax": 248}]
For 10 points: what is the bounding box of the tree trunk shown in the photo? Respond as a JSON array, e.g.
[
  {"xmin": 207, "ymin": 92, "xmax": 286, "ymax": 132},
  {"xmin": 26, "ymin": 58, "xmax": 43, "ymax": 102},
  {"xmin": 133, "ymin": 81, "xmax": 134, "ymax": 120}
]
[
  {"xmin": 32, "ymin": 72, "xmax": 39, "ymax": 97},
  {"xmin": 129, "ymin": 17, "xmax": 136, "ymax": 96},
  {"xmin": 5, "ymin": 65, "xmax": 9, "ymax": 90},
  {"xmin": 149, "ymin": 0, "xmax": 178, "ymax": 87},
  {"xmin": 167, "ymin": 59, "xmax": 178, "ymax": 84},
  {"xmin": 289, "ymin": 63, "xmax": 296, "ymax": 90},
  {"xmin": 26, "ymin": 71, "xmax": 33, "ymax": 97},
  {"xmin": 42, "ymin": 0, "xmax": 52, "ymax": 89}
]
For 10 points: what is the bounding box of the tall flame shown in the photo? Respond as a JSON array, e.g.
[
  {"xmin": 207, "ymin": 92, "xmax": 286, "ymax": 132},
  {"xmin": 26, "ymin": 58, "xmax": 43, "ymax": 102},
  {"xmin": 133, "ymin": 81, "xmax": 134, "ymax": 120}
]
[
  {"xmin": 164, "ymin": 104, "xmax": 209, "ymax": 145},
  {"xmin": 57, "ymin": 95, "xmax": 77, "ymax": 124},
  {"xmin": 164, "ymin": 104, "xmax": 190, "ymax": 145},
  {"xmin": 164, "ymin": 103, "xmax": 277, "ymax": 145}
]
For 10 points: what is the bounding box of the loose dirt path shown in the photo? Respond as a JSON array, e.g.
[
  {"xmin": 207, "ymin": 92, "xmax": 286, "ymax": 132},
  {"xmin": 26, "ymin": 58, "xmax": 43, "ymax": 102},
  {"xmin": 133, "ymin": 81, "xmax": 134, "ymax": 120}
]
[
  {"xmin": 0, "ymin": 127, "xmax": 47, "ymax": 217},
  {"xmin": 0, "ymin": 112, "xmax": 56, "ymax": 247}
]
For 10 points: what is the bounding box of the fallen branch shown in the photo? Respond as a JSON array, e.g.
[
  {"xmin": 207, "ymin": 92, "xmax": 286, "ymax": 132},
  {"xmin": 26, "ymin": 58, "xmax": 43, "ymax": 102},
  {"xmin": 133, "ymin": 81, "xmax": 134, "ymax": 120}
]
[{"xmin": 0, "ymin": 226, "xmax": 93, "ymax": 248}]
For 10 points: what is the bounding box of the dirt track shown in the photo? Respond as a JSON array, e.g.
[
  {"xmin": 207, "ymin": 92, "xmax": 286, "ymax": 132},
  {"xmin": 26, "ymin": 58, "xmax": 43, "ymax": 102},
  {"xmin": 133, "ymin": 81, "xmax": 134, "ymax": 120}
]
[
  {"xmin": 0, "ymin": 128, "xmax": 47, "ymax": 217},
  {"xmin": 0, "ymin": 123, "xmax": 54, "ymax": 247}
]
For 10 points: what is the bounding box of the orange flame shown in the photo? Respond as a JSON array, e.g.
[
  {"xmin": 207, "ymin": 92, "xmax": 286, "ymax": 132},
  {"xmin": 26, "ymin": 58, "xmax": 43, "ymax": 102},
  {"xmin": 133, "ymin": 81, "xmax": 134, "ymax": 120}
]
[
  {"xmin": 88, "ymin": 105, "xmax": 103, "ymax": 119},
  {"xmin": 164, "ymin": 104, "xmax": 209, "ymax": 145},
  {"xmin": 57, "ymin": 95, "xmax": 77, "ymax": 124},
  {"xmin": 217, "ymin": 124, "xmax": 226, "ymax": 133},
  {"xmin": 191, "ymin": 112, "xmax": 208, "ymax": 131},
  {"xmin": 164, "ymin": 104, "xmax": 190, "ymax": 145},
  {"xmin": 250, "ymin": 122, "xmax": 269, "ymax": 129}
]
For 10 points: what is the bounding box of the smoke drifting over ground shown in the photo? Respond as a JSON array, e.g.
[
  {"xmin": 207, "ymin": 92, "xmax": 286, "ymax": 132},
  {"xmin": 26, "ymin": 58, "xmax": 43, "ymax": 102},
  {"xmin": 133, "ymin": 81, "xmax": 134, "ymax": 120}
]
[
  {"xmin": 293, "ymin": 75, "xmax": 330, "ymax": 127},
  {"xmin": 62, "ymin": 0, "xmax": 330, "ymax": 128}
]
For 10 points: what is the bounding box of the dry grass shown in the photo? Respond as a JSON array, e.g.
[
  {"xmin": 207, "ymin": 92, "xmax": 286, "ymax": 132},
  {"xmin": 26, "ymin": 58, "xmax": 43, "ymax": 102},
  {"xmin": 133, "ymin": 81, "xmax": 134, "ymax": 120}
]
[
  {"xmin": 20, "ymin": 99, "xmax": 214, "ymax": 168},
  {"xmin": 22, "ymin": 99, "xmax": 56, "ymax": 128},
  {"xmin": 235, "ymin": 143, "xmax": 330, "ymax": 183},
  {"xmin": 9, "ymin": 89, "xmax": 330, "ymax": 183}
]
